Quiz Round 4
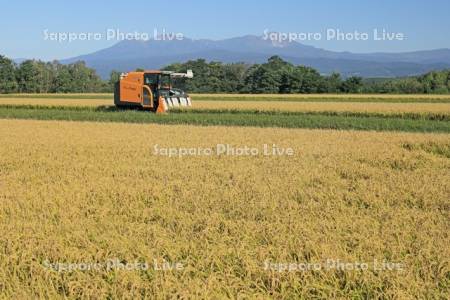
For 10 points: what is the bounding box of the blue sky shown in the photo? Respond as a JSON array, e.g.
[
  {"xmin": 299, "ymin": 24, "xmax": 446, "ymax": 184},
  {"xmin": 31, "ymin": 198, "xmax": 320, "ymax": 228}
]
[{"xmin": 1, "ymin": 0, "xmax": 449, "ymax": 60}]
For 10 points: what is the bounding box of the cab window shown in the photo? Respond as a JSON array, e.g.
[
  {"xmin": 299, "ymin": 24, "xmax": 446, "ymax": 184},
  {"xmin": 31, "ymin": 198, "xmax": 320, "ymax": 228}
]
[
  {"xmin": 144, "ymin": 74, "xmax": 158, "ymax": 86},
  {"xmin": 160, "ymin": 74, "xmax": 171, "ymax": 88}
]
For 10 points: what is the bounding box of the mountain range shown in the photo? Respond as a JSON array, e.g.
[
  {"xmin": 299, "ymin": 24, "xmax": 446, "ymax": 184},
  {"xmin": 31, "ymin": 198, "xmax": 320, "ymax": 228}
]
[{"xmin": 60, "ymin": 35, "xmax": 450, "ymax": 79}]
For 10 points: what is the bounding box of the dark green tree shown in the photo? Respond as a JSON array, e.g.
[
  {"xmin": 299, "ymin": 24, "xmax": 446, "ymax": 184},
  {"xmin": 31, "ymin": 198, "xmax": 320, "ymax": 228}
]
[
  {"xmin": 16, "ymin": 60, "xmax": 43, "ymax": 93},
  {"xmin": 324, "ymin": 73, "xmax": 342, "ymax": 93},
  {"xmin": 0, "ymin": 55, "xmax": 18, "ymax": 93},
  {"xmin": 340, "ymin": 76, "xmax": 363, "ymax": 93}
]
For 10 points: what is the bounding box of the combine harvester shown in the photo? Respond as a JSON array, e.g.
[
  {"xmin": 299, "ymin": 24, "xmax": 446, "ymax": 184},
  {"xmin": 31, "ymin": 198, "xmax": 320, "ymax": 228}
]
[{"xmin": 114, "ymin": 70, "xmax": 193, "ymax": 113}]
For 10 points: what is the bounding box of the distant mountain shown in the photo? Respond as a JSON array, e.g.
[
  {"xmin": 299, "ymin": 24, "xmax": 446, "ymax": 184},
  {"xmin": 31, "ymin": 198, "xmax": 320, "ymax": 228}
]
[{"xmin": 61, "ymin": 35, "xmax": 450, "ymax": 79}]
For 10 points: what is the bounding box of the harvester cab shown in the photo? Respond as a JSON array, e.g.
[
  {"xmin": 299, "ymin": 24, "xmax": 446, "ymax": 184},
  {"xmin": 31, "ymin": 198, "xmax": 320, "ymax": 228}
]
[{"xmin": 114, "ymin": 70, "xmax": 193, "ymax": 113}]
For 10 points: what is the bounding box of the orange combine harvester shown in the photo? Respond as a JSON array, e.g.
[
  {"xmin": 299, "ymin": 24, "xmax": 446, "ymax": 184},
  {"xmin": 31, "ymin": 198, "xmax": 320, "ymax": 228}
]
[{"xmin": 114, "ymin": 70, "xmax": 194, "ymax": 113}]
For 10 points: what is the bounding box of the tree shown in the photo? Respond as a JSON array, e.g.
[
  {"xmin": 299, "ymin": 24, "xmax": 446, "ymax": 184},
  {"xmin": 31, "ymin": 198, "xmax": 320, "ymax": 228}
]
[
  {"xmin": 221, "ymin": 63, "xmax": 248, "ymax": 93},
  {"xmin": 396, "ymin": 79, "xmax": 424, "ymax": 94},
  {"xmin": 52, "ymin": 63, "xmax": 72, "ymax": 93},
  {"xmin": 109, "ymin": 70, "xmax": 121, "ymax": 84},
  {"xmin": 16, "ymin": 60, "xmax": 43, "ymax": 93},
  {"xmin": 296, "ymin": 66, "xmax": 322, "ymax": 93},
  {"xmin": 340, "ymin": 76, "xmax": 363, "ymax": 93},
  {"xmin": 324, "ymin": 73, "xmax": 342, "ymax": 93},
  {"xmin": 0, "ymin": 55, "xmax": 18, "ymax": 93},
  {"xmin": 244, "ymin": 56, "xmax": 292, "ymax": 93}
]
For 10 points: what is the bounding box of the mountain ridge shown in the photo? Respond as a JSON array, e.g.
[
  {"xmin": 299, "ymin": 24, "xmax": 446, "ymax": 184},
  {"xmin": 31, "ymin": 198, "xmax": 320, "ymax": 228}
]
[{"xmin": 57, "ymin": 35, "xmax": 450, "ymax": 79}]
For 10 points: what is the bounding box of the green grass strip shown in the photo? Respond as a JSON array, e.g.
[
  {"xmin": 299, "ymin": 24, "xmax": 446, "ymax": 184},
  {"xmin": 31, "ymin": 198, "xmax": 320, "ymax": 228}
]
[
  {"xmin": 1, "ymin": 105, "xmax": 448, "ymax": 121},
  {"xmin": 172, "ymin": 108, "xmax": 450, "ymax": 122},
  {"xmin": 0, "ymin": 105, "xmax": 449, "ymax": 133}
]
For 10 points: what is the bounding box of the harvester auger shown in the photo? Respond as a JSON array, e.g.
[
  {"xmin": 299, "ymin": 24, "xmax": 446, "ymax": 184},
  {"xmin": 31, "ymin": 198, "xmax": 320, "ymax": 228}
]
[{"xmin": 114, "ymin": 70, "xmax": 193, "ymax": 113}]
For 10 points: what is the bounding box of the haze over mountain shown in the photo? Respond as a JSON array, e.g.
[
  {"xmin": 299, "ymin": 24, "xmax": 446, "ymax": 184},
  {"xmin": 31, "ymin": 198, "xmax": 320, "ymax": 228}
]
[{"xmin": 60, "ymin": 35, "xmax": 450, "ymax": 79}]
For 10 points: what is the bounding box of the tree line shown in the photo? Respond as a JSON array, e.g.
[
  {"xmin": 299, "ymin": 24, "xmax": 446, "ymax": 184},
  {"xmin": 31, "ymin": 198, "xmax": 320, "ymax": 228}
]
[
  {"xmin": 0, "ymin": 56, "xmax": 110, "ymax": 93},
  {"xmin": 164, "ymin": 56, "xmax": 450, "ymax": 94},
  {"xmin": 1, "ymin": 54, "xmax": 450, "ymax": 94}
]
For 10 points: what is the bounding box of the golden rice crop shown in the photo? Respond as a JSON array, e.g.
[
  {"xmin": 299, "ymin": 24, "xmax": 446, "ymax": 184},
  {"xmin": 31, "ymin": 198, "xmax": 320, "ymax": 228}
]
[
  {"xmin": 2, "ymin": 97, "xmax": 450, "ymax": 115},
  {"xmin": 193, "ymin": 100, "xmax": 450, "ymax": 114},
  {"xmin": 0, "ymin": 119, "xmax": 448, "ymax": 298},
  {"xmin": 193, "ymin": 93, "xmax": 450, "ymax": 100},
  {"xmin": 0, "ymin": 93, "xmax": 112, "ymax": 98},
  {"xmin": 0, "ymin": 98, "xmax": 110, "ymax": 107}
]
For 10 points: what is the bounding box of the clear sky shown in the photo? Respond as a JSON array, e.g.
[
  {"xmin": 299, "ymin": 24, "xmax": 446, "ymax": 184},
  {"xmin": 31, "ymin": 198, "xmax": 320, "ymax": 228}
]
[{"xmin": 1, "ymin": 0, "xmax": 449, "ymax": 60}]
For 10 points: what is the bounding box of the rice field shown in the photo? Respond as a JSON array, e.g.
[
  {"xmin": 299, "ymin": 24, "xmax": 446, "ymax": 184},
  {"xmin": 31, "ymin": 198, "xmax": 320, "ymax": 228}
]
[
  {"xmin": 194, "ymin": 101, "xmax": 450, "ymax": 115},
  {"xmin": 0, "ymin": 93, "xmax": 449, "ymax": 132},
  {"xmin": 1, "ymin": 97, "xmax": 450, "ymax": 115},
  {"xmin": 0, "ymin": 94, "xmax": 449, "ymax": 298},
  {"xmin": 0, "ymin": 97, "xmax": 110, "ymax": 107},
  {"xmin": 192, "ymin": 93, "xmax": 450, "ymax": 103},
  {"xmin": 2, "ymin": 93, "xmax": 450, "ymax": 102}
]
